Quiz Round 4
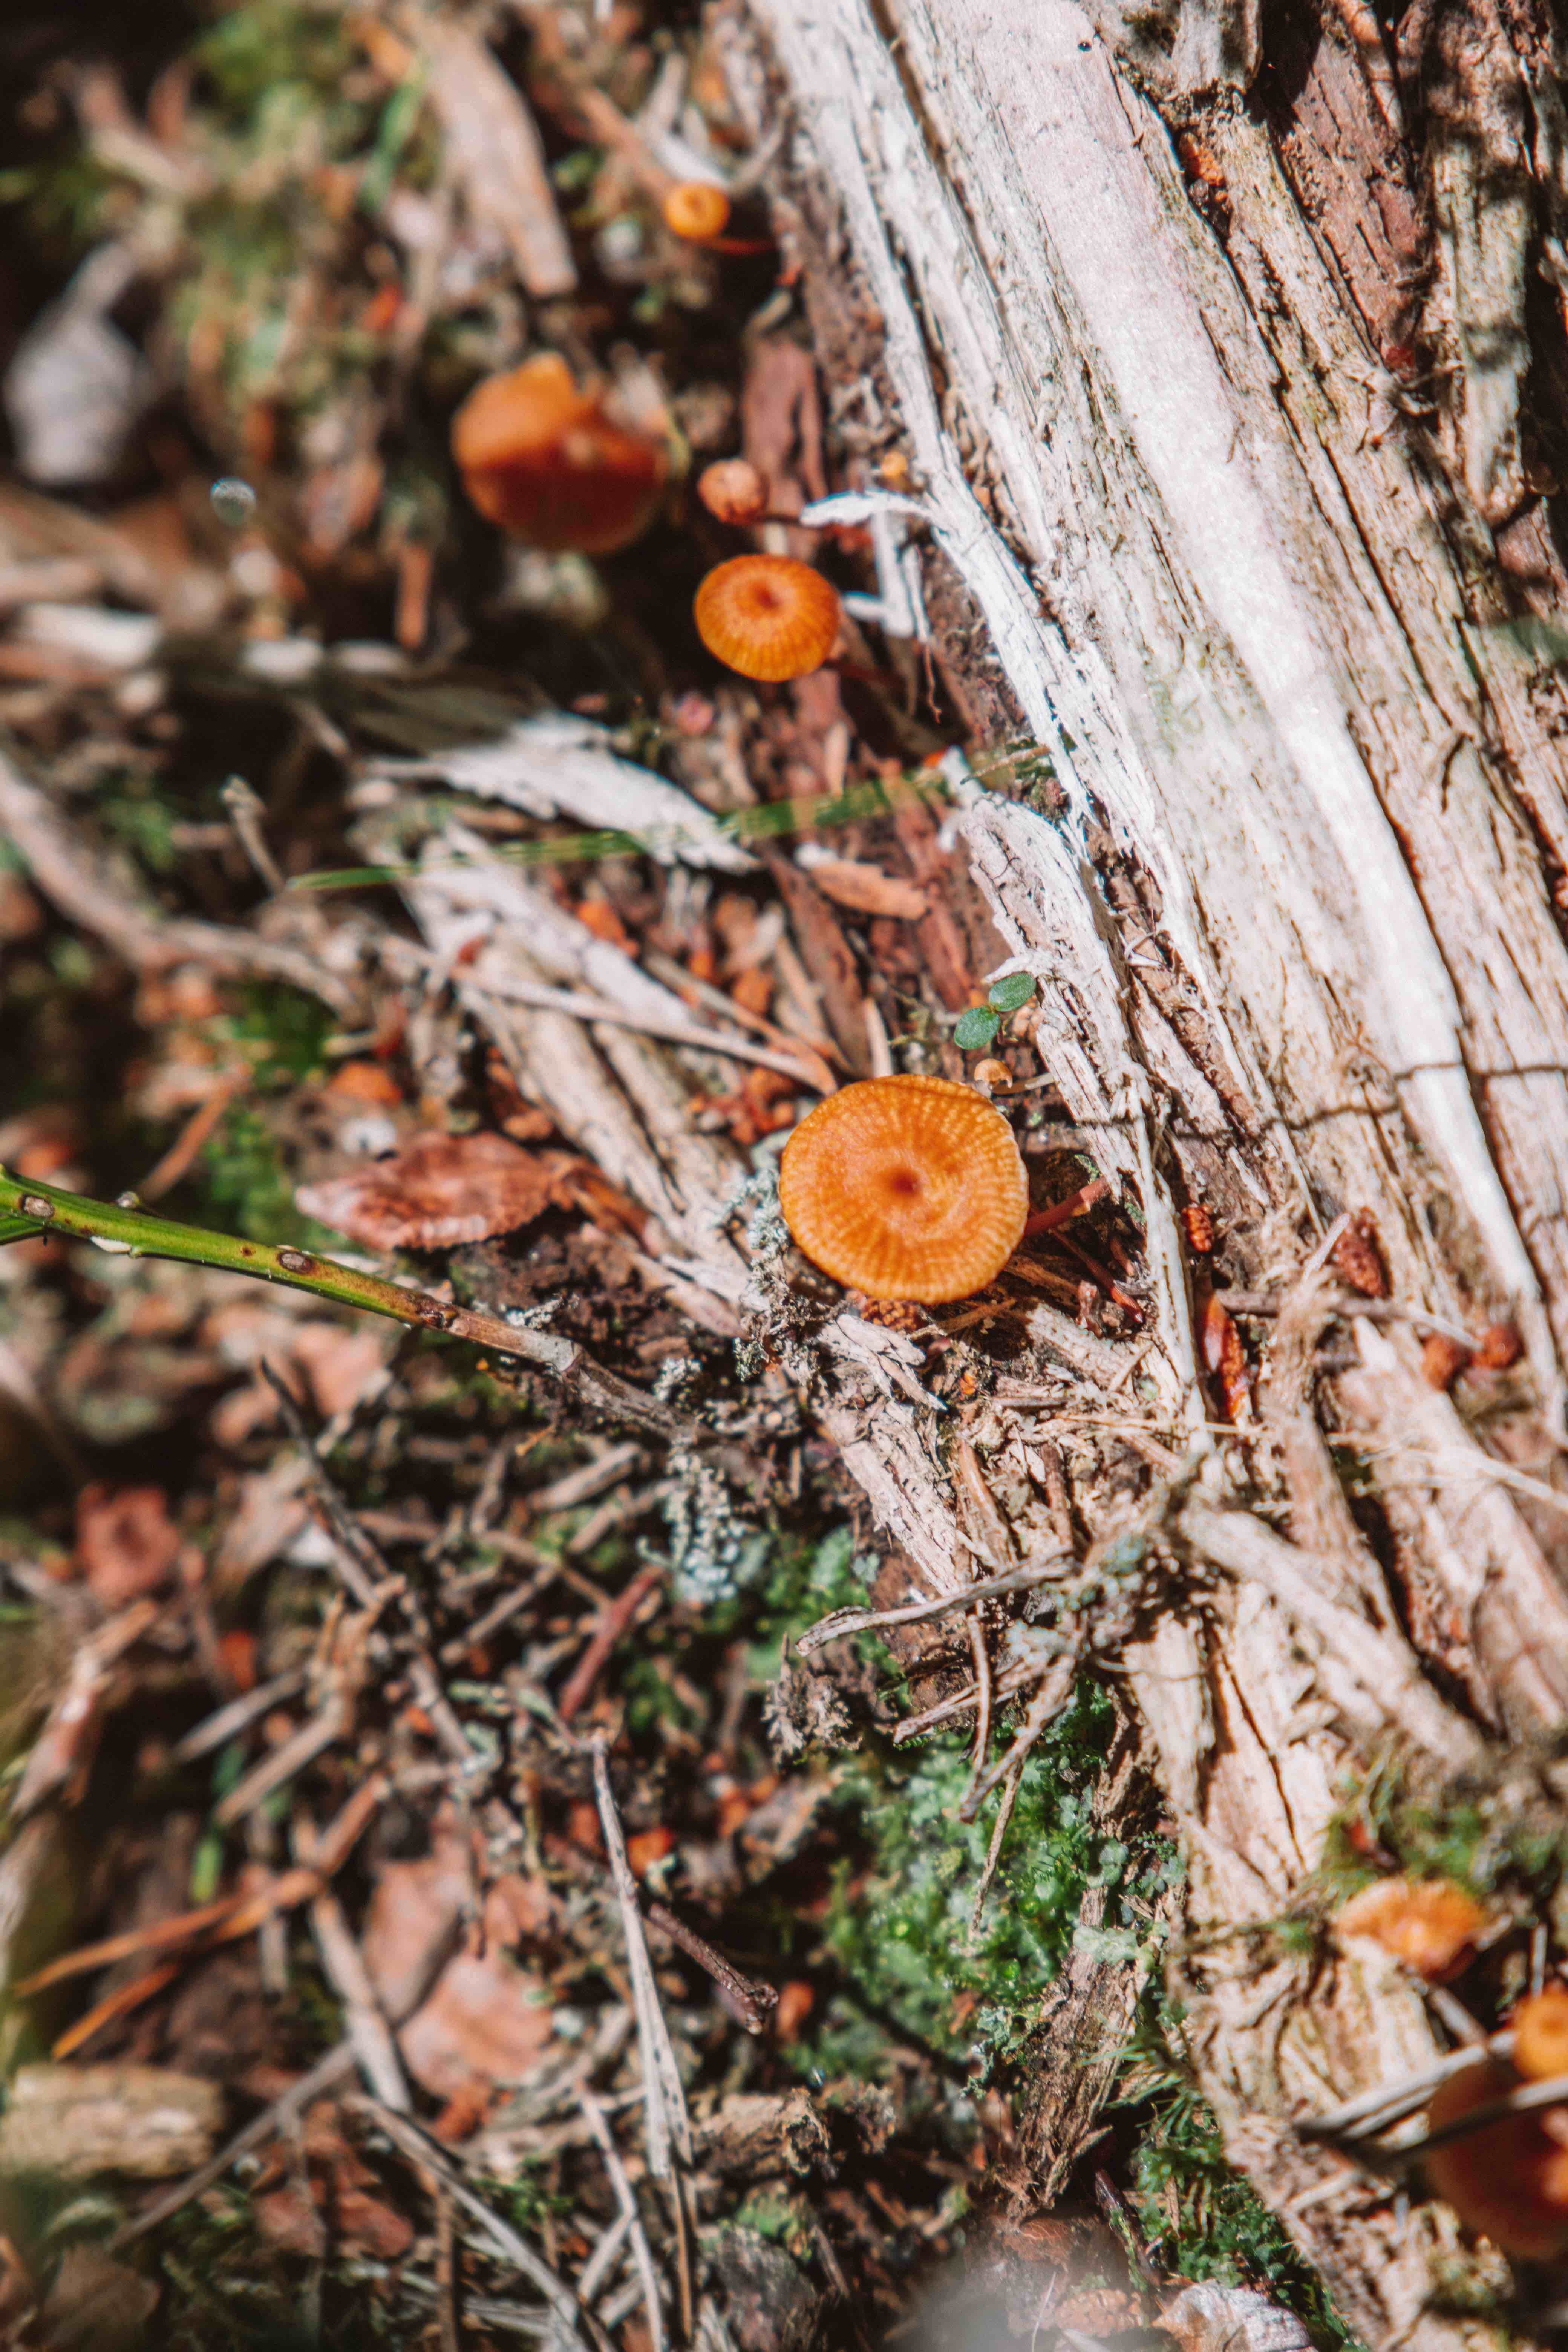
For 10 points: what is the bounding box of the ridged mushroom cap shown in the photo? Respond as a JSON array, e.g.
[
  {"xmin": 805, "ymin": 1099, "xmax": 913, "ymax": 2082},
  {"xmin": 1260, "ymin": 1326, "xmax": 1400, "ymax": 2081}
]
[
  {"xmin": 452, "ymin": 354, "xmax": 667, "ymax": 554},
  {"xmin": 778, "ymin": 1074, "xmax": 1028, "ymax": 1303},
  {"xmin": 694, "ymin": 554, "xmax": 840, "ymax": 681},
  {"xmin": 1423, "ymin": 2056, "xmax": 1568, "ymax": 2258}
]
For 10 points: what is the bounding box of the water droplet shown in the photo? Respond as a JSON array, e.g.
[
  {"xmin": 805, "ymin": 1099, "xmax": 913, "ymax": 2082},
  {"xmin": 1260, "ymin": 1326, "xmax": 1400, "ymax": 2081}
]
[{"xmin": 210, "ymin": 476, "xmax": 257, "ymax": 528}]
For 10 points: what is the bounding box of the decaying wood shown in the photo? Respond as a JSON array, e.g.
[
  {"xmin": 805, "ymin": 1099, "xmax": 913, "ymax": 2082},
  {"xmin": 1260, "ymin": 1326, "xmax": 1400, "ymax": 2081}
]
[{"xmin": 723, "ymin": 0, "xmax": 1568, "ymax": 2340}]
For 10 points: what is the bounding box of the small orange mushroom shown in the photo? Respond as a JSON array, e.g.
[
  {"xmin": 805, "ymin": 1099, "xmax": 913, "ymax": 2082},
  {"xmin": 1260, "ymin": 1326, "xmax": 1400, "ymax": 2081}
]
[
  {"xmin": 452, "ymin": 353, "xmax": 668, "ymax": 555},
  {"xmin": 663, "ymin": 181, "xmax": 732, "ymax": 242},
  {"xmin": 778, "ymin": 1074, "xmax": 1029, "ymax": 1303},
  {"xmin": 1334, "ymin": 1876, "xmax": 1491, "ymax": 1983},
  {"xmin": 1423, "ymin": 2054, "xmax": 1568, "ymax": 2258},
  {"xmin": 697, "ymin": 458, "xmax": 771, "ymax": 526},
  {"xmin": 1514, "ymin": 1986, "xmax": 1568, "ymax": 2081},
  {"xmin": 694, "ymin": 554, "xmax": 841, "ymax": 681}
]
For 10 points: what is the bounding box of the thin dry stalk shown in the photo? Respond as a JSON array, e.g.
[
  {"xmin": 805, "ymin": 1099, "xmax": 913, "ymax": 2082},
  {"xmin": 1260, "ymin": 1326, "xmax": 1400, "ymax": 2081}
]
[{"xmin": 578, "ymin": 2089, "xmax": 666, "ymax": 2352}]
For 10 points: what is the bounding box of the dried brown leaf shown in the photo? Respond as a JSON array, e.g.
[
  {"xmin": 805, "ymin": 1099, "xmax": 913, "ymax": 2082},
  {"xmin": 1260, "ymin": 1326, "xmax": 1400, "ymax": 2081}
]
[
  {"xmin": 362, "ymin": 1811, "xmax": 478, "ymax": 2022},
  {"xmin": 74, "ymin": 1483, "xmax": 180, "ymax": 1606},
  {"xmin": 397, "ymin": 1946, "xmax": 555, "ymax": 2098},
  {"xmin": 794, "ymin": 853, "xmax": 929, "ymax": 919},
  {"xmin": 296, "ymin": 1130, "xmax": 586, "ymax": 1251}
]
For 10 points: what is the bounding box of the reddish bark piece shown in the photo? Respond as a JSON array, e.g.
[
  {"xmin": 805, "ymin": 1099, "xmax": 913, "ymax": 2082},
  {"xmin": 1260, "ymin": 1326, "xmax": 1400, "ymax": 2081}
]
[
  {"xmin": 398, "ymin": 1946, "xmax": 554, "ymax": 2098},
  {"xmin": 1420, "ymin": 1331, "xmax": 1473, "ymax": 1390},
  {"xmin": 296, "ymin": 1130, "xmax": 586, "ymax": 1251},
  {"xmin": 796, "ymin": 854, "xmax": 929, "ymax": 919},
  {"xmin": 74, "ymin": 1483, "xmax": 181, "ymax": 1606},
  {"xmin": 1331, "ymin": 1208, "xmax": 1388, "ymax": 1297},
  {"xmin": 1181, "ymin": 1202, "xmax": 1215, "ymax": 1253},
  {"xmin": 1474, "ymin": 1320, "xmax": 1524, "ymax": 1369}
]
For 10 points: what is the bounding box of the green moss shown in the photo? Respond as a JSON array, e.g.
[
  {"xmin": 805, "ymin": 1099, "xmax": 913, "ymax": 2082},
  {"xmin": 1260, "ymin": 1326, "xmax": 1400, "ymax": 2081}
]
[
  {"xmin": 1124, "ymin": 2012, "xmax": 1360, "ymax": 2352},
  {"xmin": 799, "ymin": 1681, "xmax": 1156, "ymax": 2076}
]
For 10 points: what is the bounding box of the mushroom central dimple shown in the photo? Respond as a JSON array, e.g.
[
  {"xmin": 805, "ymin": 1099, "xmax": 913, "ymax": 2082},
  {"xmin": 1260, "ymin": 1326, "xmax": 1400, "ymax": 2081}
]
[{"xmin": 778, "ymin": 1073, "xmax": 1029, "ymax": 1303}]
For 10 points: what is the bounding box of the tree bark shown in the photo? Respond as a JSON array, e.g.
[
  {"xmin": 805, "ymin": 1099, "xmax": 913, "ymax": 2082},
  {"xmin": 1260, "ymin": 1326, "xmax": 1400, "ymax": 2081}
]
[{"xmin": 710, "ymin": 0, "xmax": 1568, "ymax": 2344}]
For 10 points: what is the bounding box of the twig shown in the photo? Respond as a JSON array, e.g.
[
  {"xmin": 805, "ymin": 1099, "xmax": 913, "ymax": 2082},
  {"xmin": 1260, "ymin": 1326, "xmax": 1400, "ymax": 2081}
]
[
  {"xmin": 171, "ymin": 1669, "xmax": 309, "ymax": 1764},
  {"xmin": 590, "ymin": 1740, "xmax": 694, "ymax": 2181},
  {"xmin": 891, "ymin": 1655, "xmax": 1044, "ymax": 1744},
  {"xmin": 968, "ymin": 1758, "xmax": 1026, "ymax": 1945},
  {"xmin": 576, "ymin": 2210, "xmax": 635, "ymax": 2306},
  {"xmin": 469, "ymin": 971, "xmax": 834, "ymax": 1089},
  {"xmin": 110, "ymin": 2040, "xmax": 359, "ymax": 2251},
  {"xmin": 212, "ymin": 1695, "xmax": 353, "ymax": 1826},
  {"xmin": 643, "ymin": 1902, "xmax": 778, "ymax": 2035},
  {"xmin": 558, "ymin": 1563, "xmax": 666, "ymax": 1723},
  {"xmin": 265, "ymin": 1369, "xmax": 475, "ymax": 1770},
  {"xmin": 958, "ymin": 1651, "xmax": 1081, "ymax": 1821},
  {"xmin": 960, "ymin": 1611, "xmax": 993, "ymax": 1807},
  {"xmin": 441, "ymin": 1561, "xmax": 561, "ymax": 1664},
  {"xmin": 354, "ymin": 2099, "xmax": 597, "ymax": 2351},
  {"xmin": 219, "ymin": 775, "xmax": 285, "ymax": 894},
  {"xmin": 0, "ymin": 747, "xmax": 354, "ymax": 1012},
  {"xmin": 578, "ymin": 2090, "xmax": 666, "ymax": 2352},
  {"xmin": 0, "ymin": 1166, "xmax": 696, "ymax": 1445},
  {"xmin": 294, "ymin": 1817, "xmax": 410, "ymax": 2112},
  {"xmin": 796, "ymin": 1555, "xmax": 1070, "ymax": 1655}
]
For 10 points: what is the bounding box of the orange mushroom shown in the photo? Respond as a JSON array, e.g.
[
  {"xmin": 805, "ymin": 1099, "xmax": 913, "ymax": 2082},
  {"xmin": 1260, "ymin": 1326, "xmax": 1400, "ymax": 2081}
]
[
  {"xmin": 663, "ymin": 181, "xmax": 732, "ymax": 242},
  {"xmin": 1514, "ymin": 1986, "xmax": 1568, "ymax": 2082},
  {"xmin": 1423, "ymin": 2054, "xmax": 1568, "ymax": 2258},
  {"xmin": 694, "ymin": 554, "xmax": 841, "ymax": 681},
  {"xmin": 778, "ymin": 1074, "xmax": 1029, "ymax": 1303},
  {"xmin": 1333, "ymin": 1877, "xmax": 1491, "ymax": 1983},
  {"xmin": 452, "ymin": 353, "xmax": 668, "ymax": 554},
  {"xmin": 697, "ymin": 458, "xmax": 771, "ymax": 526}
]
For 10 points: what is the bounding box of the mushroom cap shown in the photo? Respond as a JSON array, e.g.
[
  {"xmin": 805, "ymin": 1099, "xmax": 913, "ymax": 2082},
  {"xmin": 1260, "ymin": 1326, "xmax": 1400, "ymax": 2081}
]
[
  {"xmin": 694, "ymin": 554, "xmax": 841, "ymax": 681},
  {"xmin": 1333, "ymin": 1876, "xmax": 1490, "ymax": 1982},
  {"xmin": 452, "ymin": 355, "xmax": 668, "ymax": 554},
  {"xmin": 1424, "ymin": 2056, "xmax": 1568, "ymax": 2258},
  {"xmin": 1514, "ymin": 1987, "xmax": 1568, "ymax": 2082},
  {"xmin": 697, "ymin": 458, "xmax": 770, "ymax": 526},
  {"xmin": 778, "ymin": 1074, "xmax": 1029, "ymax": 1303},
  {"xmin": 664, "ymin": 181, "xmax": 732, "ymax": 241}
]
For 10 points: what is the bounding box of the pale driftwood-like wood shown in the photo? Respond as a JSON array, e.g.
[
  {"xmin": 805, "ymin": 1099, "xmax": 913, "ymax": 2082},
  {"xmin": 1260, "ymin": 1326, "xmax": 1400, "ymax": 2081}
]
[{"xmin": 721, "ymin": 0, "xmax": 1568, "ymax": 2341}]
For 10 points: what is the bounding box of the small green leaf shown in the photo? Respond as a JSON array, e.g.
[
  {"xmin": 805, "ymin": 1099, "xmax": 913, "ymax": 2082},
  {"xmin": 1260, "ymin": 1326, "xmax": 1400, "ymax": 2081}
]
[
  {"xmin": 954, "ymin": 1006, "xmax": 1001, "ymax": 1050},
  {"xmin": 988, "ymin": 972, "xmax": 1037, "ymax": 1013}
]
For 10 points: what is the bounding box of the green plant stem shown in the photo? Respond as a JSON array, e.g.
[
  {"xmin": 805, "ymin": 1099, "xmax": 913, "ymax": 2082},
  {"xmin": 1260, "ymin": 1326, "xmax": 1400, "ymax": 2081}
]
[{"xmin": 0, "ymin": 1165, "xmax": 691, "ymax": 1442}]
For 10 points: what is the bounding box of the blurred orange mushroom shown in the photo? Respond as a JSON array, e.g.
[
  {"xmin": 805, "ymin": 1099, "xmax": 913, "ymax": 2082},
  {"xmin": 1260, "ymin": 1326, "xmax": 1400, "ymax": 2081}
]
[
  {"xmin": 778, "ymin": 1074, "xmax": 1029, "ymax": 1303},
  {"xmin": 694, "ymin": 554, "xmax": 841, "ymax": 681},
  {"xmin": 452, "ymin": 353, "xmax": 668, "ymax": 555},
  {"xmin": 697, "ymin": 458, "xmax": 771, "ymax": 526},
  {"xmin": 663, "ymin": 181, "xmax": 732, "ymax": 242},
  {"xmin": 1514, "ymin": 1985, "xmax": 1568, "ymax": 2081},
  {"xmin": 1423, "ymin": 2054, "xmax": 1568, "ymax": 2258},
  {"xmin": 1333, "ymin": 1877, "xmax": 1491, "ymax": 1983}
]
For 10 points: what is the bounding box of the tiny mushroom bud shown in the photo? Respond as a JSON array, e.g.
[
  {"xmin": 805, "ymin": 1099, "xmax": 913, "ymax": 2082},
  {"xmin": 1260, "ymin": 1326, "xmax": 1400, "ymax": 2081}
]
[
  {"xmin": 972, "ymin": 1057, "xmax": 1014, "ymax": 1093},
  {"xmin": 1334, "ymin": 1876, "xmax": 1490, "ymax": 1982},
  {"xmin": 663, "ymin": 180, "xmax": 732, "ymax": 242},
  {"xmin": 1475, "ymin": 1320, "xmax": 1524, "ymax": 1370},
  {"xmin": 778, "ymin": 1073, "xmax": 1029, "ymax": 1303},
  {"xmin": 694, "ymin": 554, "xmax": 841, "ymax": 682},
  {"xmin": 697, "ymin": 458, "xmax": 771, "ymax": 526},
  {"xmin": 1513, "ymin": 1986, "xmax": 1568, "ymax": 2081},
  {"xmin": 452, "ymin": 353, "xmax": 668, "ymax": 554},
  {"xmin": 1423, "ymin": 2055, "xmax": 1568, "ymax": 2257}
]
